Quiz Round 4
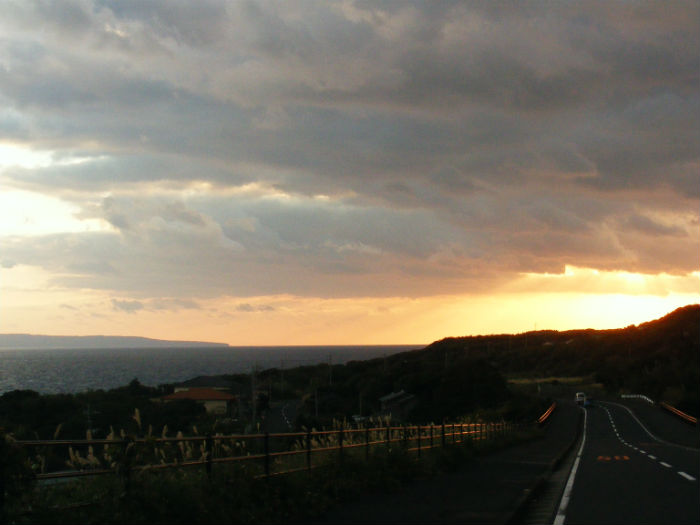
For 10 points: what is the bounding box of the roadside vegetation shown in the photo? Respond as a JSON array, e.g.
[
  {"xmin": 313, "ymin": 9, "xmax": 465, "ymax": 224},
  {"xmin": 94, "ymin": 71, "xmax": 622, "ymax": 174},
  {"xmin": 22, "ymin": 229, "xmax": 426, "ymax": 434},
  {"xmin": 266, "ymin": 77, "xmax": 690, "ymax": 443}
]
[{"xmin": 2, "ymin": 420, "xmax": 541, "ymax": 524}]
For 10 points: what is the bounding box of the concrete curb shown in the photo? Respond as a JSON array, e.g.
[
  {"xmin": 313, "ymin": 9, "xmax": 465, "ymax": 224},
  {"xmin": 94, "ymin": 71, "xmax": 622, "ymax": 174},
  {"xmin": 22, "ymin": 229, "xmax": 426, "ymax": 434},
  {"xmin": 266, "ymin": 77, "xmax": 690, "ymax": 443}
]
[{"xmin": 505, "ymin": 408, "xmax": 584, "ymax": 525}]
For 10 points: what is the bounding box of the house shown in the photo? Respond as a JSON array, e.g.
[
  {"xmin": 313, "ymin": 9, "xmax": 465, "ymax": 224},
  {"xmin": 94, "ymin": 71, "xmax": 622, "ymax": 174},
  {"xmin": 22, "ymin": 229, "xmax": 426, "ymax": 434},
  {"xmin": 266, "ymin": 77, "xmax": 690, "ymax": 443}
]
[{"xmin": 162, "ymin": 387, "xmax": 237, "ymax": 415}]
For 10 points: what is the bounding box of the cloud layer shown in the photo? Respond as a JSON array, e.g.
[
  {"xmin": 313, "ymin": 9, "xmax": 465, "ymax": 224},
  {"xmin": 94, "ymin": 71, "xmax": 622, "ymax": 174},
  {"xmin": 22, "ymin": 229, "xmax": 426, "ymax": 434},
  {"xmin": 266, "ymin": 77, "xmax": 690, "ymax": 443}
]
[{"xmin": 1, "ymin": 1, "xmax": 698, "ymax": 317}]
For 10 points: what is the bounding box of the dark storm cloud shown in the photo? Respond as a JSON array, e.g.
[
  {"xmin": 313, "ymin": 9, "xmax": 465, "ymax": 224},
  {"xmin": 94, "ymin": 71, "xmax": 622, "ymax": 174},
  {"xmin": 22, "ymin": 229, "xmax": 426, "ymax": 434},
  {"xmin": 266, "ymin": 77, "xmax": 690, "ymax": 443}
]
[{"xmin": 0, "ymin": 1, "xmax": 697, "ymax": 300}]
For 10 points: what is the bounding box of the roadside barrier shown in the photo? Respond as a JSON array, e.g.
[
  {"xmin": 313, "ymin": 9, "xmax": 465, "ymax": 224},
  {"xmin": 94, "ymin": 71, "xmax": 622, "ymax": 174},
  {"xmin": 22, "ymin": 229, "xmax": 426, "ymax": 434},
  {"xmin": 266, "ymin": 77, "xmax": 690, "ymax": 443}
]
[
  {"xmin": 620, "ymin": 394, "xmax": 655, "ymax": 404},
  {"xmin": 537, "ymin": 402, "xmax": 556, "ymax": 424},
  {"xmin": 5, "ymin": 420, "xmax": 521, "ymax": 488},
  {"xmin": 620, "ymin": 395, "xmax": 697, "ymax": 425},
  {"xmin": 658, "ymin": 402, "xmax": 698, "ymax": 425}
]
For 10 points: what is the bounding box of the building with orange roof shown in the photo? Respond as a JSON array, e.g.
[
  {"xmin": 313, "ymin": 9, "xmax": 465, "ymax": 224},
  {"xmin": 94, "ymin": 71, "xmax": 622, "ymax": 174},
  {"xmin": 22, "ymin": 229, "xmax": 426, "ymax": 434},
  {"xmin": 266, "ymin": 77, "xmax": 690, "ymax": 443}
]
[{"xmin": 162, "ymin": 387, "xmax": 237, "ymax": 415}]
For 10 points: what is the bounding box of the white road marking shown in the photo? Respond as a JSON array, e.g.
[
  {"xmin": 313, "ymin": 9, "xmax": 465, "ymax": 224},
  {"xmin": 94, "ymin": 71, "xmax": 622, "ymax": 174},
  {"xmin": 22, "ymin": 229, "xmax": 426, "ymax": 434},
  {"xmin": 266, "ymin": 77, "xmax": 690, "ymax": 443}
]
[
  {"xmin": 678, "ymin": 471, "xmax": 696, "ymax": 481},
  {"xmin": 554, "ymin": 407, "xmax": 587, "ymax": 525},
  {"xmin": 603, "ymin": 402, "xmax": 699, "ymax": 484}
]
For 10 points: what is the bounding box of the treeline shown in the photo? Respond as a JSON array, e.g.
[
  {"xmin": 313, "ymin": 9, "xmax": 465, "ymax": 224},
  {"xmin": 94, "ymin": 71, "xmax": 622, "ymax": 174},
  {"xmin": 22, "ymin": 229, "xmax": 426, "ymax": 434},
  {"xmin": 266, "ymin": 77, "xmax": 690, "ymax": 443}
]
[{"xmin": 0, "ymin": 380, "xmax": 211, "ymax": 441}]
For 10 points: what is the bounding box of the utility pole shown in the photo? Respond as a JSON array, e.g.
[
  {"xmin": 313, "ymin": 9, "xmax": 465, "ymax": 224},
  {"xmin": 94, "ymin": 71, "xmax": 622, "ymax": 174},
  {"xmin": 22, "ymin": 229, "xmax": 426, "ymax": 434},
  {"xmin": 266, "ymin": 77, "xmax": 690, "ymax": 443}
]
[
  {"xmin": 84, "ymin": 403, "xmax": 98, "ymax": 436},
  {"xmin": 251, "ymin": 364, "xmax": 257, "ymax": 424},
  {"xmin": 328, "ymin": 354, "xmax": 333, "ymax": 386},
  {"xmin": 280, "ymin": 358, "xmax": 285, "ymax": 398},
  {"xmin": 315, "ymin": 387, "xmax": 319, "ymax": 418}
]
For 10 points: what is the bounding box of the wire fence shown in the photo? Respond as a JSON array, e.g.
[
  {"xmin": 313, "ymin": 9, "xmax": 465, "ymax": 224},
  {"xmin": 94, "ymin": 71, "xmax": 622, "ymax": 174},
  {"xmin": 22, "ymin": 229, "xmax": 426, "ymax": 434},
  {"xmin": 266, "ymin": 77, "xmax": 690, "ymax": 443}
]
[
  {"xmin": 15, "ymin": 420, "xmax": 522, "ymax": 483},
  {"xmin": 2, "ymin": 404, "xmax": 556, "ymax": 518}
]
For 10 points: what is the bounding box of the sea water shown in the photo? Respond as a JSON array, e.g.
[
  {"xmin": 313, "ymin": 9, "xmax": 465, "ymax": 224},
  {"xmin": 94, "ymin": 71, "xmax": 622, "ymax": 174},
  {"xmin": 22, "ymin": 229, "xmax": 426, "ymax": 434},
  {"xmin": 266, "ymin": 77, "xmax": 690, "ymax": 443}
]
[{"xmin": 0, "ymin": 345, "xmax": 421, "ymax": 395}]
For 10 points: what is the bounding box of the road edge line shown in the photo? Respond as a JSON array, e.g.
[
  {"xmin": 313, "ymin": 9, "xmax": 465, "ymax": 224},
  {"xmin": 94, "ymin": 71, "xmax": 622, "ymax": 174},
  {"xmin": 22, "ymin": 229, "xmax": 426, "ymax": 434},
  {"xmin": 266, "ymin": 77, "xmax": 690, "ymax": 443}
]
[
  {"xmin": 553, "ymin": 406, "xmax": 587, "ymax": 525},
  {"xmin": 505, "ymin": 404, "xmax": 583, "ymax": 525},
  {"xmin": 605, "ymin": 401, "xmax": 700, "ymax": 452}
]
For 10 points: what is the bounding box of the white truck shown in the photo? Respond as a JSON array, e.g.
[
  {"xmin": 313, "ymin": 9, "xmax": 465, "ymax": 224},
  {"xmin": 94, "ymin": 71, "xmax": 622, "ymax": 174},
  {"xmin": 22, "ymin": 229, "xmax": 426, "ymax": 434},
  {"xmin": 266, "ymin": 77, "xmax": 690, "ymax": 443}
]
[{"xmin": 575, "ymin": 392, "xmax": 586, "ymax": 406}]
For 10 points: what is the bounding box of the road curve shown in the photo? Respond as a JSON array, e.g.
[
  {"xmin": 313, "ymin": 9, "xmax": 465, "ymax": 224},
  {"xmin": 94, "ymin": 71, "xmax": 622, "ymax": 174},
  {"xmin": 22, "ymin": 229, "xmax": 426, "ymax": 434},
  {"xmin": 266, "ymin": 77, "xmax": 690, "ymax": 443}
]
[{"xmin": 557, "ymin": 401, "xmax": 699, "ymax": 525}]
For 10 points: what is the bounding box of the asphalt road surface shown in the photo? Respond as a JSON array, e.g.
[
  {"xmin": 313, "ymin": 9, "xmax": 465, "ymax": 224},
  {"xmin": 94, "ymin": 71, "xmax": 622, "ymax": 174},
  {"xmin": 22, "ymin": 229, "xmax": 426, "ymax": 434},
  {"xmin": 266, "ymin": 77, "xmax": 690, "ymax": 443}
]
[
  {"xmin": 314, "ymin": 400, "xmax": 582, "ymax": 524},
  {"xmin": 556, "ymin": 401, "xmax": 699, "ymax": 525},
  {"xmin": 262, "ymin": 399, "xmax": 299, "ymax": 433}
]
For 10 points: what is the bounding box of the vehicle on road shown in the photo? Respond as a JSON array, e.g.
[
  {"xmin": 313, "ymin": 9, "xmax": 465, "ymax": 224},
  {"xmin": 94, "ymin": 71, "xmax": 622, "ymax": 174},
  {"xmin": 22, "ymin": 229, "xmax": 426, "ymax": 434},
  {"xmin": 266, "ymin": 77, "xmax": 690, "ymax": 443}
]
[{"xmin": 575, "ymin": 392, "xmax": 586, "ymax": 406}]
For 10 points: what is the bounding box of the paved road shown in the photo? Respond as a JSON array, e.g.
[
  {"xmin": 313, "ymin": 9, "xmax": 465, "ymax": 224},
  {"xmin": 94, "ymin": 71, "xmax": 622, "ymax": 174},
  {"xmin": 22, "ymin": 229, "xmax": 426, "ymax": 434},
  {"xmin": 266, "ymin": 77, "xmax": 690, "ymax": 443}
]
[
  {"xmin": 558, "ymin": 400, "xmax": 699, "ymax": 525},
  {"xmin": 262, "ymin": 399, "xmax": 299, "ymax": 433},
  {"xmin": 314, "ymin": 401, "xmax": 581, "ymax": 524}
]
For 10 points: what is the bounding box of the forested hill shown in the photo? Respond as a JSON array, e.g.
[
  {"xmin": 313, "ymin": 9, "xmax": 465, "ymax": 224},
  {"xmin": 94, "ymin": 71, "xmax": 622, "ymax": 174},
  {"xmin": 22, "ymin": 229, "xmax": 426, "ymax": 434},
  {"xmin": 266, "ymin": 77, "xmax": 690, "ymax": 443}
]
[{"xmin": 422, "ymin": 304, "xmax": 699, "ymax": 413}]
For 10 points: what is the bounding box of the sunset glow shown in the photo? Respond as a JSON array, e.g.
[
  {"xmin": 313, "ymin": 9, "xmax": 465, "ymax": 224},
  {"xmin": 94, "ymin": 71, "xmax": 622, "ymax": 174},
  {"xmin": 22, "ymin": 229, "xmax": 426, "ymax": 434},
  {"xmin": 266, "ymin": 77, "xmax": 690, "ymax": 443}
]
[{"xmin": 1, "ymin": 2, "xmax": 697, "ymax": 345}]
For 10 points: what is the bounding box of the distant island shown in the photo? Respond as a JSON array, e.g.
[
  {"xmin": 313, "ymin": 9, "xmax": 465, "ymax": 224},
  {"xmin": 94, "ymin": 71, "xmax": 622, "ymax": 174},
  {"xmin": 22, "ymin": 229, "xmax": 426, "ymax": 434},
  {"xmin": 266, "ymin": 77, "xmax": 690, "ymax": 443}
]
[{"xmin": 0, "ymin": 334, "xmax": 230, "ymax": 350}]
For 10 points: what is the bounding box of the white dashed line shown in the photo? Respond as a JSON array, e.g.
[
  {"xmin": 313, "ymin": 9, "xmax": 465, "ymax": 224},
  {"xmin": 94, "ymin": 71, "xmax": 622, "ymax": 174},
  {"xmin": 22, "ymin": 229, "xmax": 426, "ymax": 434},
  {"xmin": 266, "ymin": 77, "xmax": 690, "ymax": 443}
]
[{"xmin": 601, "ymin": 403, "xmax": 698, "ymax": 484}]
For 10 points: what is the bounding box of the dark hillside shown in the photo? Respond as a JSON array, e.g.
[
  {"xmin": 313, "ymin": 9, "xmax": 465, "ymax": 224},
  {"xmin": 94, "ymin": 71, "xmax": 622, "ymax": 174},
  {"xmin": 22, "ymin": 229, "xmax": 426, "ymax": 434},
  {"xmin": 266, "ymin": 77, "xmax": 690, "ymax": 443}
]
[{"xmin": 423, "ymin": 304, "xmax": 700, "ymax": 415}]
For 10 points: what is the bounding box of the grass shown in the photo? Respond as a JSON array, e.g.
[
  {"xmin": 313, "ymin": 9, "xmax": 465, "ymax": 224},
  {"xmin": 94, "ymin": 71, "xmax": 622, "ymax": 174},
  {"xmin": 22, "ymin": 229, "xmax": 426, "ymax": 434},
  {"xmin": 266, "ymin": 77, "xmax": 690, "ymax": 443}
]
[
  {"xmin": 507, "ymin": 375, "xmax": 607, "ymax": 401},
  {"xmin": 7, "ymin": 425, "xmax": 541, "ymax": 524}
]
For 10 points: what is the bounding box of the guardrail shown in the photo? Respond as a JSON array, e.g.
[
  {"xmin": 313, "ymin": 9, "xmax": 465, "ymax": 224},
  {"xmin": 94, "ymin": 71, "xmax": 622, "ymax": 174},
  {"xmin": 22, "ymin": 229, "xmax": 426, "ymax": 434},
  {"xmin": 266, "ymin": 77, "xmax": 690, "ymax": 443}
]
[
  {"xmin": 620, "ymin": 395, "xmax": 697, "ymax": 425},
  {"xmin": 658, "ymin": 402, "xmax": 698, "ymax": 425},
  {"xmin": 620, "ymin": 394, "xmax": 655, "ymax": 404},
  {"xmin": 537, "ymin": 402, "xmax": 556, "ymax": 424}
]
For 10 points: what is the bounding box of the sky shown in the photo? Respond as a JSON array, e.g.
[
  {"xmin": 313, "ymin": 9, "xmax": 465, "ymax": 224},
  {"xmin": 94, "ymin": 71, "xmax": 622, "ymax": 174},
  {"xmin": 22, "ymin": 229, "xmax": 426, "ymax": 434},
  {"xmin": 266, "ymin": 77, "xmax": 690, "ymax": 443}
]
[{"xmin": 0, "ymin": 1, "xmax": 698, "ymax": 345}]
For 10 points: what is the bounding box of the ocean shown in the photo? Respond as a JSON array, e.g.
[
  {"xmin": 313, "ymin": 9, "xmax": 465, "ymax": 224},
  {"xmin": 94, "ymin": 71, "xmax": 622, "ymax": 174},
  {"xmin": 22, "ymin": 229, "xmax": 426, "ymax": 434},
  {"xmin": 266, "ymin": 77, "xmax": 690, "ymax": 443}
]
[{"xmin": 0, "ymin": 345, "xmax": 422, "ymax": 395}]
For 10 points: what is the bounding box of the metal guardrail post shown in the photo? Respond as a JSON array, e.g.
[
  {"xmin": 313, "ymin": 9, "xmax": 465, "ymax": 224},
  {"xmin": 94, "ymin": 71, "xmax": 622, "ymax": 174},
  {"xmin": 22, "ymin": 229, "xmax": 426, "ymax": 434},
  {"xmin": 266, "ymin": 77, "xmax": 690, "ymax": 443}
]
[
  {"xmin": 365, "ymin": 427, "xmax": 370, "ymax": 460},
  {"xmin": 430, "ymin": 424, "xmax": 433, "ymax": 449},
  {"xmin": 264, "ymin": 432, "xmax": 270, "ymax": 479},
  {"xmin": 121, "ymin": 436, "xmax": 133, "ymax": 496},
  {"xmin": 205, "ymin": 435, "xmax": 213, "ymax": 479},
  {"xmin": 306, "ymin": 430, "xmax": 312, "ymax": 471},
  {"xmin": 417, "ymin": 425, "xmax": 421, "ymax": 457},
  {"xmin": 452, "ymin": 424, "xmax": 456, "ymax": 445},
  {"xmin": 338, "ymin": 429, "xmax": 344, "ymax": 461},
  {"xmin": 441, "ymin": 423, "xmax": 445, "ymax": 448}
]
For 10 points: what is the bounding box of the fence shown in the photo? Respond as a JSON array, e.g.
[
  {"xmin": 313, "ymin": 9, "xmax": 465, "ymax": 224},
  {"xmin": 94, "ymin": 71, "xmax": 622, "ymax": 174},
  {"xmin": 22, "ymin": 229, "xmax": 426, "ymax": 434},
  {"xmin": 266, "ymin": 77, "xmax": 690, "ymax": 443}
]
[
  {"xmin": 3, "ymin": 406, "xmax": 555, "ymax": 518},
  {"xmin": 11, "ymin": 421, "xmax": 522, "ymax": 484}
]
